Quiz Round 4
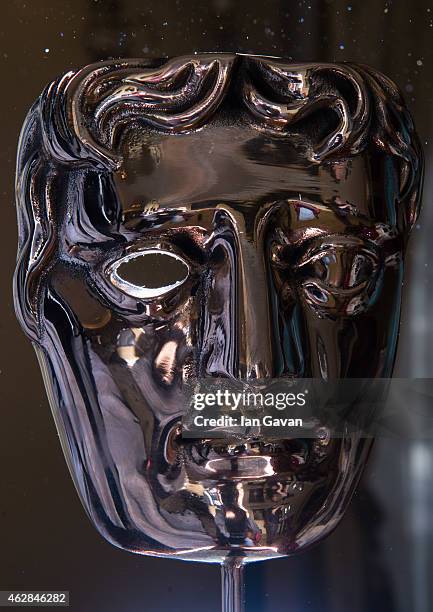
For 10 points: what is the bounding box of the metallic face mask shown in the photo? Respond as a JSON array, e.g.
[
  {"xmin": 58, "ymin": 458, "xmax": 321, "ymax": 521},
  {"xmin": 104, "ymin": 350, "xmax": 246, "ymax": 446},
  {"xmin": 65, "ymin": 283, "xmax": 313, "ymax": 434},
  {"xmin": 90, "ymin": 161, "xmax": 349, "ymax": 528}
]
[{"xmin": 14, "ymin": 54, "xmax": 423, "ymax": 562}]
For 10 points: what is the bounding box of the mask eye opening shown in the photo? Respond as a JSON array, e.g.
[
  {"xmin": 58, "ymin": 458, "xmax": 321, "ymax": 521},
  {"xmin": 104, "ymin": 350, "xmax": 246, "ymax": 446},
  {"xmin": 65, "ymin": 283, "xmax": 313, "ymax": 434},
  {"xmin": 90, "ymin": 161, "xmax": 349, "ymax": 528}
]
[{"xmin": 108, "ymin": 249, "xmax": 190, "ymax": 299}]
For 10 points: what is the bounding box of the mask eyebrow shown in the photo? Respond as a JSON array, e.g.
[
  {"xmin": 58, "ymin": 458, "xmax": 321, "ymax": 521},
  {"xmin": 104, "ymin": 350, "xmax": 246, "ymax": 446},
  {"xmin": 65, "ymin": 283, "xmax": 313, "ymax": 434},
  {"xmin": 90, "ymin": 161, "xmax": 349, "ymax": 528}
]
[
  {"xmin": 122, "ymin": 205, "xmax": 192, "ymax": 230},
  {"xmin": 259, "ymin": 198, "xmax": 362, "ymax": 232},
  {"xmin": 288, "ymin": 198, "xmax": 359, "ymax": 218},
  {"xmin": 266, "ymin": 198, "xmax": 397, "ymax": 248}
]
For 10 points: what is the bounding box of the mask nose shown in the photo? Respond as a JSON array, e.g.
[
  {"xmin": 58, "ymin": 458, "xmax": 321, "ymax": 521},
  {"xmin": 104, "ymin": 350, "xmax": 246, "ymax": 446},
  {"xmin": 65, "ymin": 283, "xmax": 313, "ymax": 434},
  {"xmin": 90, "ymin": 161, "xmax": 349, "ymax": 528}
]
[{"xmin": 198, "ymin": 209, "xmax": 275, "ymax": 380}]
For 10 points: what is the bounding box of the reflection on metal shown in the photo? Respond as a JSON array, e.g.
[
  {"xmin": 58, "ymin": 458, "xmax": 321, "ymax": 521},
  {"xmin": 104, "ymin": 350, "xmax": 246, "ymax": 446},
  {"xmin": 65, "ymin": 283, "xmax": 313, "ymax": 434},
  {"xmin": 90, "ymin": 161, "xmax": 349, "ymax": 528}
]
[
  {"xmin": 14, "ymin": 54, "xmax": 423, "ymax": 562},
  {"xmin": 408, "ymin": 441, "xmax": 433, "ymax": 612}
]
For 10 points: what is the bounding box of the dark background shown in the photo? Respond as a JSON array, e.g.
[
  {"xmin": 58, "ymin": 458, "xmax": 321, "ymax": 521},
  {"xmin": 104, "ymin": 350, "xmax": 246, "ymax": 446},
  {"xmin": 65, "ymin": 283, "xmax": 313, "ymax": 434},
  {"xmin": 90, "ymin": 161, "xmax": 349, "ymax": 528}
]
[{"xmin": 1, "ymin": 1, "xmax": 432, "ymax": 611}]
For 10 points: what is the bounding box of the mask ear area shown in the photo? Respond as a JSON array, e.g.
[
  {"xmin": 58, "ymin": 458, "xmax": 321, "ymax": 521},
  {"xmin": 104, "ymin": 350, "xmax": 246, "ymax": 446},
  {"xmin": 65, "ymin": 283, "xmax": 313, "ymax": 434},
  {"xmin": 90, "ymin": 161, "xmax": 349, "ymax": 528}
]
[
  {"xmin": 14, "ymin": 102, "xmax": 56, "ymax": 342},
  {"xmin": 68, "ymin": 170, "xmax": 122, "ymax": 246},
  {"xmin": 350, "ymin": 63, "xmax": 424, "ymax": 237}
]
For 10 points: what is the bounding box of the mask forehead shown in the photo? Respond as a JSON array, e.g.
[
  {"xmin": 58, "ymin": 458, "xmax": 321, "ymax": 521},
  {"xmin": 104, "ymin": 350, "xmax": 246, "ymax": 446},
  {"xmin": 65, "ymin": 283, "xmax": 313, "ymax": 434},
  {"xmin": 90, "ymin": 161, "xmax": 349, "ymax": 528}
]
[{"xmin": 112, "ymin": 124, "xmax": 373, "ymax": 222}]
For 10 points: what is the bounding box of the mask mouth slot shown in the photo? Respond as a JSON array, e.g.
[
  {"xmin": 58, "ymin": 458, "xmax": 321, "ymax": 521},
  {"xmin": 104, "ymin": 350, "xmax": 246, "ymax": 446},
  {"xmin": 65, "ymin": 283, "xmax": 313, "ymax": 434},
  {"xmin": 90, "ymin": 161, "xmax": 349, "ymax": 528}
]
[
  {"xmin": 173, "ymin": 435, "xmax": 313, "ymax": 480},
  {"xmin": 108, "ymin": 249, "xmax": 190, "ymax": 299},
  {"xmin": 175, "ymin": 429, "xmax": 312, "ymax": 461}
]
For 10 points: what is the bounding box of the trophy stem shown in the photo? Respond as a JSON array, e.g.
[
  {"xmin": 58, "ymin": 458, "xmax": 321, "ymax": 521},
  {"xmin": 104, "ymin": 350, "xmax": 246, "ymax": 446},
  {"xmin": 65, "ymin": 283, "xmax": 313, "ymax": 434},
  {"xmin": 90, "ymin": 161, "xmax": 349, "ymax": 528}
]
[{"xmin": 221, "ymin": 556, "xmax": 245, "ymax": 612}]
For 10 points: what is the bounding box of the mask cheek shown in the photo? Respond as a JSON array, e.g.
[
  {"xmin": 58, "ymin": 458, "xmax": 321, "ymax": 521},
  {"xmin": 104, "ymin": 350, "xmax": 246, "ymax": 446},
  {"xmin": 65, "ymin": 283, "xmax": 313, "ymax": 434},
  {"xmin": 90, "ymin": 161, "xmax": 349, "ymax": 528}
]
[{"xmin": 49, "ymin": 268, "xmax": 112, "ymax": 331}]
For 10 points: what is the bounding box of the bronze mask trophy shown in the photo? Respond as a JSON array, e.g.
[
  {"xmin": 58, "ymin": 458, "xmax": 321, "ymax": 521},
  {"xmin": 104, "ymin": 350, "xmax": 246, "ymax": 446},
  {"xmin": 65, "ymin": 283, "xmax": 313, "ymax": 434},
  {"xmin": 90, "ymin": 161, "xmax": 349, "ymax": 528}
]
[{"xmin": 13, "ymin": 54, "xmax": 423, "ymax": 611}]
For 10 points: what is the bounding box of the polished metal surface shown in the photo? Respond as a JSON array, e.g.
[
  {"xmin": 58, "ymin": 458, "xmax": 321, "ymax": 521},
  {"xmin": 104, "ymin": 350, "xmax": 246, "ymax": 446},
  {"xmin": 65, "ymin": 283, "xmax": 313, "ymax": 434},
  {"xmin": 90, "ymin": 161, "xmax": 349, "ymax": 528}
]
[{"xmin": 13, "ymin": 54, "xmax": 423, "ymax": 562}]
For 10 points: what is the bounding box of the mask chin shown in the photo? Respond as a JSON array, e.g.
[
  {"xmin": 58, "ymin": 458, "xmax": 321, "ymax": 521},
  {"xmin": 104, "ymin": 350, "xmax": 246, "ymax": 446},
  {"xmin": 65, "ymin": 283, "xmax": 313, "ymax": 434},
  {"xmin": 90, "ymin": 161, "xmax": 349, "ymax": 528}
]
[{"xmin": 147, "ymin": 422, "xmax": 373, "ymax": 560}]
